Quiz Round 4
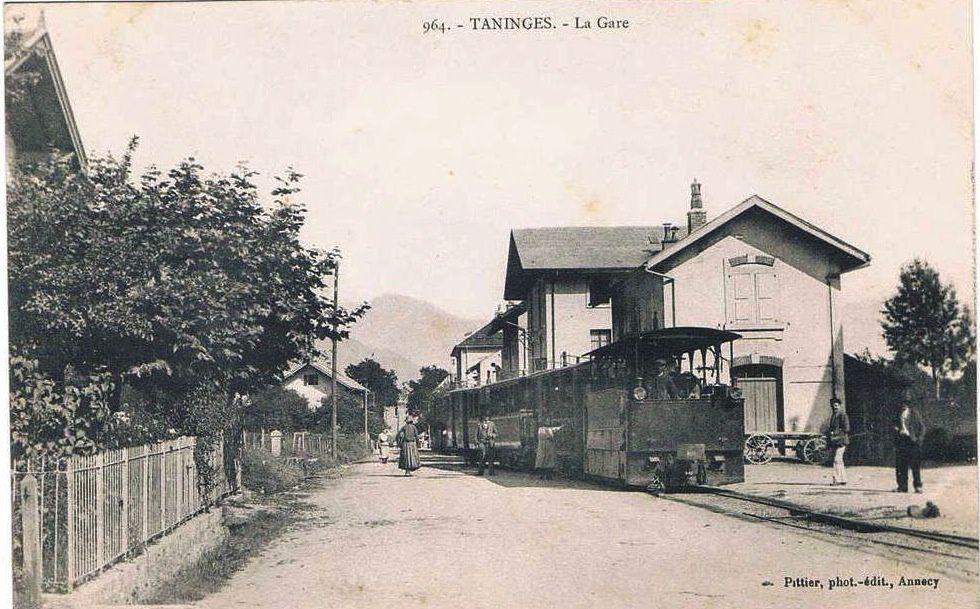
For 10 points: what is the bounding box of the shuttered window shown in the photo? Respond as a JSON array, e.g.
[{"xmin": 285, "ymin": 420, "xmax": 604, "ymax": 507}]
[{"xmin": 727, "ymin": 259, "xmax": 780, "ymax": 326}]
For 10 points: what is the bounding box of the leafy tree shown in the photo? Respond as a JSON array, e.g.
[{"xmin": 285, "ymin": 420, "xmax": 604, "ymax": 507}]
[
  {"xmin": 881, "ymin": 259, "xmax": 975, "ymax": 398},
  {"xmin": 314, "ymin": 393, "xmax": 384, "ymax": 436},
  {"xmin": 242, "ymin": 386, "xmax": 311, "ymax": 432},
  {"xmin": 346, "ymin": 358, "xmax": 399, "ymax": 406},
  {"xmin": 7, "ymin": 141, "xmax": 366, "ymax": 456},
  {"xmin": 9, "ymin": 356, "xmax": 115, "ymax": 460},
  {"xmin": 406, "ymin": 365, "xmax": 449, "ymax": 419}
]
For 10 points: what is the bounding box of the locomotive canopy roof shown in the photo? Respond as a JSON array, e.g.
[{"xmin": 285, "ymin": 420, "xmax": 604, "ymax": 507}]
[{"xmin": 585, "ymin": 327, "xmax": 741, "ymax": 359}]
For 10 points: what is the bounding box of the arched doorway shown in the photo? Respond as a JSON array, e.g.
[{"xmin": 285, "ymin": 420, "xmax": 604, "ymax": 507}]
[{"xmin": 733, "ymin": 356, "xmax": 784, "ymax": 434}]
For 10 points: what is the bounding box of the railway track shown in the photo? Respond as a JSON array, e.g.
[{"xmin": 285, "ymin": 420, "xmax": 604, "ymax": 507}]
[{"xmin": 659, "ymin": 486, "xmax": 979, "ymax": 581}]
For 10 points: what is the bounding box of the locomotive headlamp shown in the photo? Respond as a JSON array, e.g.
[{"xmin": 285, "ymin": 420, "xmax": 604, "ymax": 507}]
[{"xmin": 632, "ymin": 385, "xmax": 647, "ymax": 401}]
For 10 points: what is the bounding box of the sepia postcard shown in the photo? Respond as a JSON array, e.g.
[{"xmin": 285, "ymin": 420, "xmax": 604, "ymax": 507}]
[{"xmin": 3, "ymin": 1, "xmax": 978, "ymax": 608}]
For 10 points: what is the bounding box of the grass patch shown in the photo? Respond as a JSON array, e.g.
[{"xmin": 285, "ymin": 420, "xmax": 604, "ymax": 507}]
[
  {"xmin": 242, "ymin": 447, "xmax": 306, "ymax": 494},
  {"xmin": 140, "ymin": 493, "xmax": 310, "ymax": 603}
]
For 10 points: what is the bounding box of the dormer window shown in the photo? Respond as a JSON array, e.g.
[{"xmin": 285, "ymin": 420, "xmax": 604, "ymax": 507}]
[{"xmin": 303, "ymin": 373, "xmax": 319, "ymax": 386}]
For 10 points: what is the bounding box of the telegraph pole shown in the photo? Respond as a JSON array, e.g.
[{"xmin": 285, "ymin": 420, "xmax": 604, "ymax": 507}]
[
  {"xmin": 331, "ymin": 260, "xmax": 339, "ymax": 458},
  {"xmin": 363, "ymin": 389, "xmax": 369, "ymax": 448}
]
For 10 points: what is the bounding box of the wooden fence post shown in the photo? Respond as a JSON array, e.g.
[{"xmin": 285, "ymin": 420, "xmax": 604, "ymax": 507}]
[
  {"xmin": 141, "ymin": 448, "xmax": 149, "ymax": 543},
  {"xmin": 21, "ymin": 474, "xmax": 42, "ymax": 608},
  {"xmin": 160, "ymin": 442, "xmax": 167, "ymax": 532},
  {"xmin": 95, "ymin": 452, "xmax": 105, "ymax": 569},
  {"xmin": 121, "ymin": 447, "xmax": 129, "ymax": 554},
  {"xmin": 65, "ymin": 458, "xmax": 75, "ymax": 588}
]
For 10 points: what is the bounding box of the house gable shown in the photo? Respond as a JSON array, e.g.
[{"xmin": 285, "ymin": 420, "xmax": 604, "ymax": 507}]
[
  {"xmin": 649, "ymin": 200, "xmax": 870, "ymax": 284},
  {"xmin": 280, "ymin": 361, "xmax": 368, "ymax": 410},
  {"xmin": 5, "ymin": 24, "xmax": 87, "ymax": 171}
]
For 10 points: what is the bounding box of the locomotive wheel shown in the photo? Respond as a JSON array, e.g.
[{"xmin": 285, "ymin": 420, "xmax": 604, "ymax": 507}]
[
  {"xmin": 744, "ymin": 434, "xmax": 774, "ymax": 464},
  {"xmin": 802, "ymin": 437, "xmax": 829, "ymax": 465}
]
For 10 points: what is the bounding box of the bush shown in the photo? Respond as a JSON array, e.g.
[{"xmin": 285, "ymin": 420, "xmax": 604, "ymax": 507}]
[
  {"xmin": 241, "ymin": 447, "xmax": 304, "ymax": 494},
  {"xmin": 336, "ymin": 433, "xmax": 371, "ymax": 464}
]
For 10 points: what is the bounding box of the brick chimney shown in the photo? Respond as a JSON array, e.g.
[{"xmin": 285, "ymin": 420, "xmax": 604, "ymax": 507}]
[{"xmin": 687, "ymin": 178, "xmax": 707, "ymax": 233}]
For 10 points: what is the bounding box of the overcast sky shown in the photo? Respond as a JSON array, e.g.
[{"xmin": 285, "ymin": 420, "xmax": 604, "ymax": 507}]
[{"xmin": 10, "ymin": 1, "xmax": 975, "ymax": 351}]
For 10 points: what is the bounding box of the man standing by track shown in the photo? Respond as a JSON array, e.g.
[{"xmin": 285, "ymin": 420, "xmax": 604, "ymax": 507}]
[
  {"xmin": 476, "ymin": 414, "xmax": 498, "ymax": 476},
  {"xmin": 826, "ymin": 397, "xmax": 849, "ymax": 486},
  {"xmin": 894, "ymin": 395, "xmax": 926, "ymax": 493}
]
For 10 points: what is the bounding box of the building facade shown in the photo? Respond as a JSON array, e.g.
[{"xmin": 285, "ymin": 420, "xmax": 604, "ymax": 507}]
[
  {"xmin": 611, "ymin": 195, "xmax": 870, "ymax": 434},
  {"xmin": 450, "ymin": 319, "xmax": 504, "ymax": 387},
  {"xmin": 281, "ymin": 361, "xmax": 370, "ymax": 411},
  {"xmin": 502, "ymin": 223, "xmax": 690, "ymax": 372}
]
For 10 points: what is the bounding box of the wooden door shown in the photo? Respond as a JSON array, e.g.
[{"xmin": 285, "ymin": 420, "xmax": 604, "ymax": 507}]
[{"xmin": 736, "ymin": 377, "xmax": 778, "ymax": 432}]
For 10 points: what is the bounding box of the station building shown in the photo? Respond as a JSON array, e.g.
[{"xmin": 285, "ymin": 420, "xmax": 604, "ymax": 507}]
[
  {"xmin": 485, "ymin": 181, "xmax": 870, "ymax": 436},
  {"xmin": 613, "ymin": 194, "xmax": 870, "ymax": 434}
]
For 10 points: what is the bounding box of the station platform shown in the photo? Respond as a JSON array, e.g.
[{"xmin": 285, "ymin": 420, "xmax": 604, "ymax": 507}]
[{"xmin": 731, "ymin": 461, "xmax": 979, "ymax": 538}]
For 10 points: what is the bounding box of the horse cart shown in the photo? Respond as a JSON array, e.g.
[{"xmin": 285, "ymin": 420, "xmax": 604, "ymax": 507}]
[{"xmin": 743, "ymin": 431, "xmax": 828, "ymax": 465}]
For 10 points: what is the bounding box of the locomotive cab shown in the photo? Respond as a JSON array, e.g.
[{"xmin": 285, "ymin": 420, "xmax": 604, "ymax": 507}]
[{"xmin": 584, "ymin": 327, "xmax": 746, "ymax": 491}]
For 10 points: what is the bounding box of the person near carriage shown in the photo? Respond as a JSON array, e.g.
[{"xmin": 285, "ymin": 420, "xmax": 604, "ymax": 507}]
[
  {"xmin": 476, "ymin": 414, "xmax": 498, "ymax": 476},
  {"xmin": 825, "ymin": 397, "xmax": 850, "ymax": 486},
  {"xmin": 396, "ymin": 416, "xmax": 421, "ymax": 476},
  {"xmin": 535, "ymin": 425, "xmax": 560, "ymax": 480},
  {"xmin": 377, "ymin": 430, "xmax": 391, "ymax": 464}
]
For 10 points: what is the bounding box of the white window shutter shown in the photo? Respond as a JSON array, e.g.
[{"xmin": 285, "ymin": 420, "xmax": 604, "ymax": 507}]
[{"xmin": 756, "ymin": 272, "xmax": 778, "ymax": 321}]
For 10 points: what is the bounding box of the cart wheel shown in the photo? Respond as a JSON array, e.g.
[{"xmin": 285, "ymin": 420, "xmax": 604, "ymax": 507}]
[
  {"xmin": 802, "ymin": 437, "xmax": 829, "ymax": 465},
  {"xmin": 744, "ymin": 434, "xmax": 774, "ymax": 464}
]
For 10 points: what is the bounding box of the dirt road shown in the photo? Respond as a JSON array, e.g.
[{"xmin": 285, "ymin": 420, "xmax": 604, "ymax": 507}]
[{"xmin": 196, "ymin": 454, "xmax": 978, "ymax": 609}]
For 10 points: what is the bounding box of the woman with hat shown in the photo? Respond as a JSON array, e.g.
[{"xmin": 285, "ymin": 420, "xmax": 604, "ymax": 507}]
[{"xmin": 395, "ymin": 414, "xmax": 422, "ymax": 476}]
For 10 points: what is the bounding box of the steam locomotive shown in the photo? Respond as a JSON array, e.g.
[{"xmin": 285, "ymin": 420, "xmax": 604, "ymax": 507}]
[{"xmin": 432, "ymin": 327, "xmax": 746, "ymax": 491}]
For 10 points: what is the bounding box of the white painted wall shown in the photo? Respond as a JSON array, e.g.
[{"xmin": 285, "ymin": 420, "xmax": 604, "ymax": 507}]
[
  {"xmin": 660, "ymin": 215, "xmax": 849, "ymax": 432},
  {"xmin": 528, "ymin": 278, "xmax": 613, "ymax": 370},
  {"xmin": 282, "ymin": 365, "xmax": 362, "ymax": 411}
]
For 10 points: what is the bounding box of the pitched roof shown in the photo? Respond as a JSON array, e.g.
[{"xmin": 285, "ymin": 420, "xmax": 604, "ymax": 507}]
[
  {"xmin": 512, "ymin": 225, "xmax": 686, "ymax": 269},
  {"xmin": 451, "ymin": 318, "xmax": 504, "ymax": 356},
  {"xmin": 643, "ymin": 195, "xmax": 871, "ymax": 273},
  {"xmin": 5, "ymin": 16, "xmax": 87, "ymax": 170},
  {"xmin": 504, "ymin": 225, "xmax": 687, "ymax": 299},
  {"xmin": 486, "ymin": 301, "xmax": 527, "ymax": 336},
  {"xmin": 282, "ymin": 361, "xmax": 369, "ymax": 393}
]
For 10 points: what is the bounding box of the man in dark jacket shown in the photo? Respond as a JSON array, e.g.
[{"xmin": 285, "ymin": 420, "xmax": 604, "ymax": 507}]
[
  {"xmin": 826, "ymin": 397, "xmax": 850, "ymax": 485},
  {"xmin": 476, "ymin": 414, "xmax": 498, "ymax": 476},
  {"xmin": 894, "ymin": 397, "xmax": 926, "ymax": 493}
]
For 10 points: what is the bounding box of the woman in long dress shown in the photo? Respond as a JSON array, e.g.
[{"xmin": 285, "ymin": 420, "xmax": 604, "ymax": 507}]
[
  {"xmin": 535, "ymin": 426, "xmax": 560, "ymax": 480},
  {"xmin": 396, "ymin": 418, "xmax": 421, "ymax": 476}
]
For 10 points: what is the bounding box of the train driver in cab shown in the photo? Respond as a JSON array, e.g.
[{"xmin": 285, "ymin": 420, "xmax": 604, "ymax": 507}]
[{"xmin": 648, "ymin": 358, "xmax": 679, "ymax": 400}]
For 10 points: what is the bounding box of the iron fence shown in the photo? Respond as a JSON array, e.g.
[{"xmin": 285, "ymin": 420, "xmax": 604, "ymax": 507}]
[{"xmin": 11, "ymin": 436, "xmax": 237, "ymax": 592}]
